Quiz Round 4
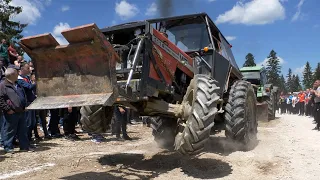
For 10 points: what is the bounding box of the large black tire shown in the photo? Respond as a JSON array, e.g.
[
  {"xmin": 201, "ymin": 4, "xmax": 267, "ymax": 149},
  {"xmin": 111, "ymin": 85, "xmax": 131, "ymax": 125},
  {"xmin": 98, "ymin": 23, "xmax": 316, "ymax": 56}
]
[
  {"xmin": 267, "ymin": 92, "xmax": 276, "ymax": 120},
  {"xmin": 224, "ymin": 80, "xmax": 257, "ymax": 145},
  {"xmin": 80, "ymin": 105, "xmax": 113, "ymax": 133},
  {"xmin": 150, "ymin": 116, "xmax": 177, "ymax": 149},
  {"xmin": 174, "ymin": 74, "xmax": 220, "ymax": 155}
]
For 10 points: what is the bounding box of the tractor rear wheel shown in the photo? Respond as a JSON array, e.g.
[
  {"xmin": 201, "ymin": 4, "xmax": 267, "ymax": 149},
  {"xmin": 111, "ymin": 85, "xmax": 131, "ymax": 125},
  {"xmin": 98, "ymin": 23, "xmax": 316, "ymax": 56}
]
[
  {"xmin": 267, "ymin": 92, "xmax": 276, "ymax": 120},
  {"xmin": 224, "ymin": 80, "xmax": 257, "ymax": 146},
  {"xmin": 80, "ymin": 105, "xmax": 113, "ymax": 133},
  {"xmin": 150, "ymin": 116, "xmax": 177, "ymax": 149},
  {"xmin": 174, "ymin": 74, "xmax": 220, "ymax": 155}
]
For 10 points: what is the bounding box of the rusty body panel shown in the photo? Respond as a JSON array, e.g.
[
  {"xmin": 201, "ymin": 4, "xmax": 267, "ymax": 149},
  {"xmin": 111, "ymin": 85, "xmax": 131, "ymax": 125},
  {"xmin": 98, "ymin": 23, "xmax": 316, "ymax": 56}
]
[
  {"xmin": 149, "ymin": 28, "xmax": 194, "ymax": 85},
  {"xmin": 20, "ymin": 24, "xmax": 119, "ymax": 109}
]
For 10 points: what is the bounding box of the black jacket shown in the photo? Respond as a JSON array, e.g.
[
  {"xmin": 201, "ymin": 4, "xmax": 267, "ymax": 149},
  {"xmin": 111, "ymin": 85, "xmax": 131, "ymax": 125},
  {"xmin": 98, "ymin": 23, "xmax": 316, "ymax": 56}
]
[{"xmin": 0, "ymin": 79, "xmax": 27, "ymax": 113}]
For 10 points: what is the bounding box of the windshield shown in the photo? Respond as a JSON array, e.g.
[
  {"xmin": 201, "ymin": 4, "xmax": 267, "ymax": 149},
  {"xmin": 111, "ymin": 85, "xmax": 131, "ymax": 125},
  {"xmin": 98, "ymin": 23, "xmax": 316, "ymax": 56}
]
[
  {"xmin": 242, "ymin": 71, "xmax": 260, "ymax": 79},
  {"xmin": 166, "ymin": 23, "xmax": 210, "ymax": 52}
]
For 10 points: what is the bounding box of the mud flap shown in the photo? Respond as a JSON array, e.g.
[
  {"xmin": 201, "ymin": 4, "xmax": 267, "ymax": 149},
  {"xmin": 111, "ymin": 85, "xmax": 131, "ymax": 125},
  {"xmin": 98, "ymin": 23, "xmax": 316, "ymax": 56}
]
[
  {"xmin": 19, "ymin": 23, "xmax": 120, "ymax": 109},
  {"xmin": 257, "ymin": 102, "xmax": 268, "ymax": 122}
]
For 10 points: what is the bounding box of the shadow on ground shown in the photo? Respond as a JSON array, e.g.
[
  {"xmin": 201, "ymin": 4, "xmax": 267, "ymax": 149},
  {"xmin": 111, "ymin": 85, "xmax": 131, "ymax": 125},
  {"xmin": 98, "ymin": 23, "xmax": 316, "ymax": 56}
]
[
  {"xmin": 61, "ymin": 172, "xmax": 126, "ymax": 180},
  {"xmin": 88, "ymin": 151, "xmax": 232, "ymax": 179},
  {"xmin": 27, "ymin": 142, "xmax": 60, "ymax": 153}
]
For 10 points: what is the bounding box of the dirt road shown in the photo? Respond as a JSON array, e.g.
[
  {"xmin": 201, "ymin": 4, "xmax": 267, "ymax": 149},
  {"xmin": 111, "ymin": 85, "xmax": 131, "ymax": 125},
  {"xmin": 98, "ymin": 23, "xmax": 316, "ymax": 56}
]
[{"xmin": 1, "ymin": 114, "xmax": 320, "ymax": 180}]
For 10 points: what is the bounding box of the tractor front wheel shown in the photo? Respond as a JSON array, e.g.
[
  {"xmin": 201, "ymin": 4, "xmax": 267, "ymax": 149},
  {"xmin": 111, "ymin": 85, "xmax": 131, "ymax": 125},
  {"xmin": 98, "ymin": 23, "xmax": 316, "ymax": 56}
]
[
  {"xmin": 267, "ymin": 92, "xmax": 276, "ymax": 120},
  {"xmin": 150, "ymin": 116, "xmax": 177, "ymax": 149},
  {"xmin": 224, "ymin": 80, "xmax": 258, "ymax": 147},
  {"xmin": 174, "ymin": 74, "xmax": 220, "ymax": 155},
  {"xmin": 80, "ymin": 105, "xmax": 113, "ymax": 133}
]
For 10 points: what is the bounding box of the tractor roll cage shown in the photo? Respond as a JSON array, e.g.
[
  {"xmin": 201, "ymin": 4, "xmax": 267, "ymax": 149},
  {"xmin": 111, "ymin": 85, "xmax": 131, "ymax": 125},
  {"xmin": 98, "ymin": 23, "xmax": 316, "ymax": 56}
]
[{"xmin": 101, "ymin": 13, "xmax": 242, "ymax": 94}]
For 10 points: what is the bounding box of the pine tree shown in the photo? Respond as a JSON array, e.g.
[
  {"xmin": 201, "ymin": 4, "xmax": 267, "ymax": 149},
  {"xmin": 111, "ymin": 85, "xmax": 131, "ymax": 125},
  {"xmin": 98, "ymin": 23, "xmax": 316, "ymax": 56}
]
[
  {"xmin": 314, "ymin": 62, "xmax": 320, "ymax": 82},
  {"xmin": 291, "ymin": 74, "xmax": 296, "ymax": 92},
  {"xmin": 302, "ymin": 61, "xmax": 313, "ymax": 89},
  {"xmin": 279, "ymin": 74, "xmax": 287, "ymax": 93},
  {"xmin": 286, "ymin": 68, "xmax": 293, "ymax": 92},
  {"xmin": 243, "ymin": 53, "xmax": 256, "ymax": 67},
  {"xmin": 266, "ymin": 50, "xmax": 281, "ymax": 87},
  {"xmin": 292, "ymin": 75, "xmax": 302, "ymax": 92},
  {"xmin": 0, "ymin": 0, "xmax": 28, "ymax": 55}
]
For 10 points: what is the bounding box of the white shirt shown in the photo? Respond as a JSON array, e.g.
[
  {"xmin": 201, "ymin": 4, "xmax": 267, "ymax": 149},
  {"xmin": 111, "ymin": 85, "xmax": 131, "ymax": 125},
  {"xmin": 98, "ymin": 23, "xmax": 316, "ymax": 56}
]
[{"xmin": 315, "ymin": 87, "xmax": 320, "ymax": 103}]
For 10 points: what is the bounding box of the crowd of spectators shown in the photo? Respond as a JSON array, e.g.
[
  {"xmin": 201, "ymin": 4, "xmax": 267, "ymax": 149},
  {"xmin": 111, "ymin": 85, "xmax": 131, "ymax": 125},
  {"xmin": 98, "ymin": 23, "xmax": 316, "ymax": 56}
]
[{"xmin": 279, "ymin": 80, "xmax": 320, "ymax": 130}]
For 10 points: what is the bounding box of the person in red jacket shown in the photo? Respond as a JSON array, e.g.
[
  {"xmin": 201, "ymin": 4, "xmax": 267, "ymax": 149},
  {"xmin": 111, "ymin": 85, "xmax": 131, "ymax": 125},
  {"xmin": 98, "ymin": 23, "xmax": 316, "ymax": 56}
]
[
  {"xmin": 7, "ymin": 42, "xmax": 18, "ymax": 65},
  {"xmin": 298, "ymin": 91, "xmax": 305, "ymax": 116}
]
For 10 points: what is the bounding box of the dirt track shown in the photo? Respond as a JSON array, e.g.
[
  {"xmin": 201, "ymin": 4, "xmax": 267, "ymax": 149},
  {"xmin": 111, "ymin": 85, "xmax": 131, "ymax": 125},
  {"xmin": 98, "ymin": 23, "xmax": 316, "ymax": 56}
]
[{"xmin": 1, "ymin": 113, "xmax": 320, "ymax": 180}]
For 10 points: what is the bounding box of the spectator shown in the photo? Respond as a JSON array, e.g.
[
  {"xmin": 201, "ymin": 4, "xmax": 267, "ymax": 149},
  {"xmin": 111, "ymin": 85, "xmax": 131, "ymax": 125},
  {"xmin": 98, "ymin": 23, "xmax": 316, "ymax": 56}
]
[
  {"xmin": 17, "ymin": 63, "xmax": 37, "ymax": 142},
  {"xmin": 287, "ymin": 93, "xmax": 293, "ymax": 114},
  {"xmin": 279, "ymin": 92, "xmax": 286, "ymax": 114},
  {"xmin": 0, "ymin": 57, "xmax": 6, "ymax": 81},
  {"xmin": 29, "ymin": 61, "xmax": 35, "ymax": 74},
  {"xmin": 0, "ymin": 67, "xmax": 32, "ymax": 153},
  {"xmin": 14, "ymin": 56, "xmax": 25, "ymax": 67},
  {"xmin": 306, "ymin": 89, "xmax": 312, "ymax": 117},
  {"xmin": 48, "ymin": 109, "xmax": 62, "ymax": 138},
  {"xmin": 7, "ymin": 42, "xmax": 18, "ymax": 65},
  {"xmin": 298, "ymin": 91, "xmax": 305, "ymax": 116},
  {"xmin": 113, "ymin": 105, "xmax": 131, "ymax": 140},
  {"xmin": 0, "ymin": 39, "xmax": 9, "ymax": 67},
  {"xmin": 60, "ymin": 107, "xmax": 80, "ymax": 141},
  {"xmin": 313, "ymin": 80, "xmax": 320, "ymax": 130},
  {"xmin": 0, "ymin": 57, "xmax": 5, "ymax": 147}
]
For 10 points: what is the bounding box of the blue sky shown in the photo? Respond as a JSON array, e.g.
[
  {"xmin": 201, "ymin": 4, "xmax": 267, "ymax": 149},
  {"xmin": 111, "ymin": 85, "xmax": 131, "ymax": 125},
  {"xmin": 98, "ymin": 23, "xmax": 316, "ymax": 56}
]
[{"xmin": 10, "ymin": 0, "xmax": 320, "ymax": 77}]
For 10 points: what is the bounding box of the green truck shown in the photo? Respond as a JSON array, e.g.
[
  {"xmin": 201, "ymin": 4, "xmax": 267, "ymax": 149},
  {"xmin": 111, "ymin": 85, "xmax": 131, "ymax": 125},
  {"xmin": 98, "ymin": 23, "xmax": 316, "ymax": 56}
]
[{"xmin": 240, "ymin": 66, "xmax": 278, "ymax": 121}]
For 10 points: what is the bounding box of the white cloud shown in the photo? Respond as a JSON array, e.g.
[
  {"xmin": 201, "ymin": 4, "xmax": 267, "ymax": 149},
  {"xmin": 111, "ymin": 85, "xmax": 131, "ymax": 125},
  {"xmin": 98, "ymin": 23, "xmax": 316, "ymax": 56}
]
[
  {"xmin": 145, "ymin": 2, "xmax": 157, "ymax": 16},
  {"xmin": 52, "ymin": 22, "xmax": 71, "ymax": 45},
  {"xmin": 9, "ymin": 0, "xmax": 42, "ymax": 25},
  {"xmin": 61, "ymin": 5, "xmax": 70, "ymax": 12},
  {"xmin": 115, "ymin": 0, "xmax": 139, "ymax": 20},
  {"xmin": 225, "ymin": 36, "xmax": 236, "ymax": 41},
  {"xmin": 258, "ymin": 56, "xmax": 286, "ymax": 66},
  {"xmin": 291, "ymin": 0, "xmax": 306, "ymax": 22},
  {"xmin": 215, "ymin": 0, "xmax": 285, "ymax": 25},
  {"xmin": 294, "ymin": 65, "xmax": 305, "ymax": 75},
  {"xmin": 208, "ymin": 0, "xmax": 216, "ymax": 2}
]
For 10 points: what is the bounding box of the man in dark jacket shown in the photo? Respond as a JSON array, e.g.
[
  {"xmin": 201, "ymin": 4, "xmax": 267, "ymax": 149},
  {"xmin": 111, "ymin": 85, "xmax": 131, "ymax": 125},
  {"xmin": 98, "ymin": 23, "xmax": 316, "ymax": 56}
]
[
  {"xmin": 113, "ymin": 105, "xmax": 131, "ymax": 140},
  {"xmin": 60, "ymin": 107, "xmax": 80, "ymax": 141},
  {"xmin": 0, "ymin": 57, "xmax": 6, "ymax": 146},
  {"xmin": 17, "ymin": 63, "xmax": 37, "ymax": 142},
  {"xmin": 0, "ymin": 67, "xmax": 31, "ymax": 153}
]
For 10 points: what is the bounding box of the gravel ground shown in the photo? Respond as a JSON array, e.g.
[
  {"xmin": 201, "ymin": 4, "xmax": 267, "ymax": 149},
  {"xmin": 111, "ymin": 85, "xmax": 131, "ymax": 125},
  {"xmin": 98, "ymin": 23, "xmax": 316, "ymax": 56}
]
[{"xmin": 1, "ymin": 113, "xmax": 320, "ymax": 180}]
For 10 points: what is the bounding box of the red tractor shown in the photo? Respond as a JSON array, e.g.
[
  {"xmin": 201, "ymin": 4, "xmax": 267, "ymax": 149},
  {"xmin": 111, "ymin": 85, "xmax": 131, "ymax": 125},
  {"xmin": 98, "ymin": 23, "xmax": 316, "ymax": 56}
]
[{"xmin": 20, "ymin": 13, "xmax": 257, "ymax": 155}]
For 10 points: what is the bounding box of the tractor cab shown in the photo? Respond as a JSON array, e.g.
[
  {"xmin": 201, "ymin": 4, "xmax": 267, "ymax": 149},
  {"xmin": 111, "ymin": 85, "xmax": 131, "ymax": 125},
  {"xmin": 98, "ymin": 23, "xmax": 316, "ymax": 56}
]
[{"xmin": 240, "ymin": 66, "xmax": 268, "ymax": 98}]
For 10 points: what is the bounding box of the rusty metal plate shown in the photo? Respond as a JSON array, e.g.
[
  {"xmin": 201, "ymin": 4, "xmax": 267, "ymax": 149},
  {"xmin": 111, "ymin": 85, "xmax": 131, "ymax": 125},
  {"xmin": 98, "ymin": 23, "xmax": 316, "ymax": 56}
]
[
  {"xmin": 27, "ymin": 93, "xmax": 115, "ymax": 110},
  {"xmin": 20, "ymin": 23, "xmax": 120, "ymax": 109},
  {"xmin": 19, "ymin": 33, "xmax": 59, "ymax": 49}
]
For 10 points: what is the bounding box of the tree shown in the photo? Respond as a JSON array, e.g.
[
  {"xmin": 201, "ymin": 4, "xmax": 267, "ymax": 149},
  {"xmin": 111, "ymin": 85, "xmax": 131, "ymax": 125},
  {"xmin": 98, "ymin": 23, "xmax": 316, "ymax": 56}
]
[
  {"xmin": 0, "ymin": 0, "xmax": 28, "ymax": 55},
  {"xmin": 292, "ymin": 74, "xmax": 302, "ymax": 92},
  {"xmin": 243, "ymin": 53, "xmax": 256, "ymax": 67},
  {"xmin": 279, "ymin": 74, "xmax": 287, "ymax": 93},
  {"xmin": 286, "ymin": 68, "xmax": 293, "ymax": 92},
  {"xmin": 266, "ymin": 50, "xmax": 281, "ymax": 87},
  {"xmin": 314, "ymin": 62, "xmax": 320, "ymax": 82},
  {"xmin": 302, "ymin": 61, "xmax": 313, "ymax": 89}
]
